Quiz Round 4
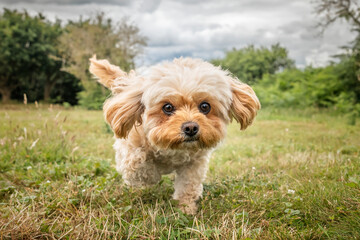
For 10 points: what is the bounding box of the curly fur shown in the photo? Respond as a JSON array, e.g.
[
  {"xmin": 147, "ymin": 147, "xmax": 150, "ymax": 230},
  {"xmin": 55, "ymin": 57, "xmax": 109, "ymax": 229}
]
[{"xmin": 89, "ymin": 56, "xmax": 260, "ymax": 214}]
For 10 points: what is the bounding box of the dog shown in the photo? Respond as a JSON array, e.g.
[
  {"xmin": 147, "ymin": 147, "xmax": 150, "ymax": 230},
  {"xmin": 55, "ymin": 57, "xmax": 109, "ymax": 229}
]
[{"xmin": 89, "ymin": 57, "xmax": 260, "ymax": 214}]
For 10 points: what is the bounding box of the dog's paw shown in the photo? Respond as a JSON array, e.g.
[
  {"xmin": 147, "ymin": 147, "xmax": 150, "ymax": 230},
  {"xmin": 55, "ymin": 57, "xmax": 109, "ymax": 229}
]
[
  {"xmin": 123, "ymin": 174, "xmax": 160, "ymax": 188},
  {"xmin": 178, "ymin": 201, "xmax": 198, "ymax": 215}
]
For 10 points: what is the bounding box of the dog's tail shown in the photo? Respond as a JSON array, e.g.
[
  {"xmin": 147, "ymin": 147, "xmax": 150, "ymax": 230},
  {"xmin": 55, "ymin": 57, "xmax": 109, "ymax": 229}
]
[{"xmin": 89, "ymin": 55, "xmax": 136, "ymax": 92}]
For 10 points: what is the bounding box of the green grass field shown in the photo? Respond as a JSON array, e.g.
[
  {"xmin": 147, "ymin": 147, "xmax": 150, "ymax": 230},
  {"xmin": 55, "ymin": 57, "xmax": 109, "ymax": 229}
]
[{"xmin": 0, "ymin": 104, "xmax": 359, "ymax": 239}]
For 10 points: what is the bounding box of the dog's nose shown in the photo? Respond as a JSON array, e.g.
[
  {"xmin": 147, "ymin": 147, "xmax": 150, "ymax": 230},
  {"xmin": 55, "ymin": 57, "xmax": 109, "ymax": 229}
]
[{"xmin": 181, "ymin": 121, "xmax": 199, "ymax": 137}]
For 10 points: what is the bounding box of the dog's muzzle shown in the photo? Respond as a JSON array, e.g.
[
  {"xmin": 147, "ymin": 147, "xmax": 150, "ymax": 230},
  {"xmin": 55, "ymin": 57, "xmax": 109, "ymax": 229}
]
[{"xmin": 182, "ymin": 121, "xmax": 199, "ymax": 142}]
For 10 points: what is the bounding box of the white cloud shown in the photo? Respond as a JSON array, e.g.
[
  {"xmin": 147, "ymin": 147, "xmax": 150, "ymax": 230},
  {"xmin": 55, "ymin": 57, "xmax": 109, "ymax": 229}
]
[{"xmin": 0, "ymin": 0, "xmax": 356, "ymax": 68}]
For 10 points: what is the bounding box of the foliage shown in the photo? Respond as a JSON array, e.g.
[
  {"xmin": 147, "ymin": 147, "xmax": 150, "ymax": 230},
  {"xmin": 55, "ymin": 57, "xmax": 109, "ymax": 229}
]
[
  {"xmin": 211, "ymin": 40, "xmax": 360, "ymax": 118},
  {"xmin": 0, "ymin": 9, "xmax": 146, "ymax": 107},
  {"xmin": 314, "ymin": 0, "xmax": 360, "ymax": 31},
  {"xmin": 0, "ymin": 8, "xmax": 81, "ymax": 104},
  {"xmin": 314, "ymin": 0, "xmax": 360, "ymax": 100},
  {"xmin": 0, "ymin": 106, "xmax": 359, "ymax": 238},
  {"xmin": 0, "ymin": 9, "xmax": 50, "ymax": 102},
  {"xmin": 49, "ymin": 71, "xmax": 83, "ymax": 105},
  {"xmin": 253, "ymin": 63, "xmax": 360, "ymax": 120},
  {"xmin": 212, "ymin": 44, "xmax": 295, "ymax": 84},
  {"xmin": 209, "ymin": 1, "xmax": 360, "ymax": 116},
  {"xmin": 77, "ymin": 83, "xmax": 110, "ymax": 110},
  {"xmin": 60, "ymin": 13, "xmax": 147, "ymax": 109}
]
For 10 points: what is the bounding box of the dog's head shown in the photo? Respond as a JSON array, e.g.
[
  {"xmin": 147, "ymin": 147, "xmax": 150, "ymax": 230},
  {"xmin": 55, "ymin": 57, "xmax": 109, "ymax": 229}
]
[{"xmin": 90, "ymin": 57, "xmax": 260, "ymax": 150}]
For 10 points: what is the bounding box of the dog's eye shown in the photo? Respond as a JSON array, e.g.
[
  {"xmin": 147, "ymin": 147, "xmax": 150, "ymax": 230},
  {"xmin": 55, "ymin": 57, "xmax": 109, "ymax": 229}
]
[
  {"xmin": 162, "ymin": 103, "xmax": 175, "ymax": 115},
  {"xmin": 199, "ymin": 102, "xmax": 211, "ymax": 114}
]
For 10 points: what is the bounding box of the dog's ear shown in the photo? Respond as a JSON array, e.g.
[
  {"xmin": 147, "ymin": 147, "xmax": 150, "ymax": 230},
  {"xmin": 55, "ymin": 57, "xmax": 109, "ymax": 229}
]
[
  {"xmin": 103, "ymin": 87, "xmax": 144, "ymax": 138},
  {"xmin": 89, "ymin": 55, "xmax": 127, "ymax": 89},
  {"xmin": 229, "ymin": 78, "xmax": 260, "ymax": 130}
]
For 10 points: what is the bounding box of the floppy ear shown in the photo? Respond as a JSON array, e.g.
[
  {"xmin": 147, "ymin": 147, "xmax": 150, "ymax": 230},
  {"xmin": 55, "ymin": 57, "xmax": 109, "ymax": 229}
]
[
  {"xmin": 103, "ymin": 87, "xmax": 144, "ymax": 138},
  {"xmin": 229, "ymin": 79, "xmax": 260, "ymax": 130},
  {"xmin": 89, "ymin": 55, "xmax": 127, "ymax": 89}
]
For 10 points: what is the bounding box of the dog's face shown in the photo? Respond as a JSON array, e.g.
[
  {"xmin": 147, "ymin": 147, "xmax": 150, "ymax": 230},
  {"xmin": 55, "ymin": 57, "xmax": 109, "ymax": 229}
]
[{"xmin": 89, "ymin": 57, "xmax": 260, "ymax": 150}]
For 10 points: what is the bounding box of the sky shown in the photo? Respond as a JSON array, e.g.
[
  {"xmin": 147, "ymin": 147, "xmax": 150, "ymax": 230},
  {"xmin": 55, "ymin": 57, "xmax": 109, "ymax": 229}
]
[{"xmin": 0, "ymin": 0, "xmax": 355, "ymax": 68}]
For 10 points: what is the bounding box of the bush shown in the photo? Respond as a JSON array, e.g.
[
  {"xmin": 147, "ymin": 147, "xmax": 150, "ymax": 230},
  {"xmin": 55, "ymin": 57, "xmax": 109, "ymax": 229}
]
[
  {"xmin": 213, "ymin": 44, "xmax": 294, "ymax": 85},
  {"xmin": 78, "ymin": 83, "xmax": 110, "ymax": 110},
  {"xmin": 253, "ymin": 64, "xmax": 359, "ymax": 115}
]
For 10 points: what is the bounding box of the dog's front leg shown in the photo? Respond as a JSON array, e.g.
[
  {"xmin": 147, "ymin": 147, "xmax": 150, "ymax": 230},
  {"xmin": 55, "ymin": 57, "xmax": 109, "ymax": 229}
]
[
  {"xmin": 115, "ymin": 143, "xmax": 161, "ymax": 187},
  {"xmin": 173, "ymin": 157, "xmax": 209, "ymax": 215},
  {"xmin": 120, "ymin": 157, "xmax": 161, "ymax": 187}
]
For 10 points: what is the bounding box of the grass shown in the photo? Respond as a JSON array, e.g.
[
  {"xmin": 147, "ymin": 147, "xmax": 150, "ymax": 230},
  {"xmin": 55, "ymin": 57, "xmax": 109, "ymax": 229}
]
[{"xmin": 0, "ymin": 104, "xmax": 359, "ymax": 239}]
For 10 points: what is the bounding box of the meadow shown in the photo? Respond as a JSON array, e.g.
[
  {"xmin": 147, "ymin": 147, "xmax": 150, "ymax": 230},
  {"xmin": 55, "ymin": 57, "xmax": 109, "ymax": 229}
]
[{"xmin": 0, "ymin": 104, "xmax": 359, "ymax": 239}]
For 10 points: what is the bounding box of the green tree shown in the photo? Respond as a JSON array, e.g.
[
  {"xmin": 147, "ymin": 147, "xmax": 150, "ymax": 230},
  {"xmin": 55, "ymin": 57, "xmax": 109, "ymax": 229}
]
[
  {"xmin": 49, "ymin": 71, "xmax": 83, "ymax": 105},
  {"xmin": 253, "ymin": 64, "xmax": 360, "ymax": 113},
  {"xmin": 314, "ymin": 0, "xmax": 360, "ymax": 103},
  {"xmin": 60, "ymin": 13, "xmax": 147, "ymax": 109},
  {"xmin": 0, "ymin": 8, "xmax": 80, "ymax": 103},
  {"xmin": 212, "ymin": 44, "xmax": 295, "ymax": 84},
  {"xmin": 0, "ymin": 9, "xmax": 47, "ymax": 102}
]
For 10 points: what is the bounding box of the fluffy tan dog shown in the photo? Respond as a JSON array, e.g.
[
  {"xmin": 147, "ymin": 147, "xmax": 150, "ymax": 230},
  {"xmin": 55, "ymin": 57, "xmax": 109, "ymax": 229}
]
[{"xmin": 89, "ymin": 57, "xmax": 260, "ymax": 214}]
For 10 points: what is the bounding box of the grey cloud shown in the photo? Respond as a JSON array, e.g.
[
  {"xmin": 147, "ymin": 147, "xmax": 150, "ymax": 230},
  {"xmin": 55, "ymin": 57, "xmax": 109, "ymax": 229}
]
[
  {"xmin": 135, "ymin": 0, "xmax": 161, "ymax": 13},
  {"xmin": 0, "ymin": 0, "xmax": 355, "ymax": 68},
  {"xmin": 280, "ymin": 21, "xmax": 310, "ymax": 35},
  {"xmin": 238, "ymin": 0, "xmax": 295, "ymax": 9},
  {"xmin": 1, "ymin": 0, "xmax": 132, "ymax": 5}
]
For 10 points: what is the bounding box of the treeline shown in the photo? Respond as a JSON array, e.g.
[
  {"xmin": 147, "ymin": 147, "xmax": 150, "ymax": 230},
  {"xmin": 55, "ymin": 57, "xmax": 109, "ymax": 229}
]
[
  {"xmin": 212, "ymin": 0, "xmax": 360, "ymax": 119},
  {"xmin": 0, "ymin": 9, "xmax": 146, "ymax": 108},
  {"xmin": 1, "ymin": 1, "xmax": 359, "ymax": 117},
  {"xmin": 212, "ymin": 44, "xmax": 360, "ymax": 118}
]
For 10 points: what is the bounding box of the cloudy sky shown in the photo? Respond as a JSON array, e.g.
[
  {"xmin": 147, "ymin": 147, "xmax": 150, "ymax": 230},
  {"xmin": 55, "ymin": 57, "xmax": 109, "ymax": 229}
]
[{"xmin": 0, "ymin": 0, "xmax": 355, "ymax": 68}]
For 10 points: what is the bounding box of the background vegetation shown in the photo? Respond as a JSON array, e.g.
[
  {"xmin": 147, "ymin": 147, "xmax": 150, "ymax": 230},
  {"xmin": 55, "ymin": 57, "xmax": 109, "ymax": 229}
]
[
  {"xmin": 0, "ymin": 1, "xmax": 359, "ymax": 116},
  {"xmin": 0, "ymin": 9, "xmax": 146, "ymax": 109},
  {"xmin": 211, "ymin": 0, "xmax": 360, "ymax": 122}
]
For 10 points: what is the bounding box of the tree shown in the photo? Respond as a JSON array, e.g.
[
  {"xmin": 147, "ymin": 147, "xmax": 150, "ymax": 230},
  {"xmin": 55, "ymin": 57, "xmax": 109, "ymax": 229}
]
[
  {"xmin": 59, "ymin": 13, "xmax": 147, "ymax": 109},
  {"xmin": 49, "ymin": 71, "xmax": 83, "ymax": 105},
  {"xmin": 0, "ymin": 8, "xmax": 77, "ymax": 103},
  {"xmin": 212, "ymin": 44, "xmax": 295, "ymax": 84},
  {"xmin": 315, "ymin": 0, "xmax": 360, "ymax": 31},
  {"xmin": 38, "ymin": 20, "xmax": 64, "ymax": 102},
  {"xmin": 0, "ymin": 9, "xmax": 48, "ymax": 102},
  {"xmin": 314, "ymin": 0, "xmax": 360, "ymax": 103}
]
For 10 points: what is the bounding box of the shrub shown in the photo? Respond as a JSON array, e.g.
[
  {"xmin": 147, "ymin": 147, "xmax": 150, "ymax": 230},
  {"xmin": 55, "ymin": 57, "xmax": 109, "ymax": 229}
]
[{"xmin": 78, "ymin": 83, "xmax": 110, "ymax": 110}]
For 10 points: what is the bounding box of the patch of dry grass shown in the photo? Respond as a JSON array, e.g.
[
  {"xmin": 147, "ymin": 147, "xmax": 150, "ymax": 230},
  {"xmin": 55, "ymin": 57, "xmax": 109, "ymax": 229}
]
[{"xmin": 0, "ymin": 105, "xmax": 359, "ymax": 239}]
